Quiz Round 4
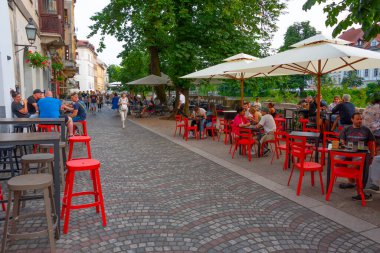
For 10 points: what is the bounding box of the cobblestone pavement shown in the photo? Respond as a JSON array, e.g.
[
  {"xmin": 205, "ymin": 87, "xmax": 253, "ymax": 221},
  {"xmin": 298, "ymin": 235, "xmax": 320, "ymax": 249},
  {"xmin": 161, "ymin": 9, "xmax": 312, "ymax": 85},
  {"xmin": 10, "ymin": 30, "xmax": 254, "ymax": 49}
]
[{"xmin": 1, "ymin": 108, "xmax": 380, "ymax": 252}]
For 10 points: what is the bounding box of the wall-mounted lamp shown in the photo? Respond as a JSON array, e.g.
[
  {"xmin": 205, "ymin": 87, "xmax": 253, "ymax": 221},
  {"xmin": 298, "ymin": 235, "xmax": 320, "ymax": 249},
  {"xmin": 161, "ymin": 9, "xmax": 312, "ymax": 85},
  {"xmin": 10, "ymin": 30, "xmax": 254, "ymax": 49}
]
[
  {"xmin": 15, "ymin": 18, "xmax": 37, "ymax": 53},
  {"xmin": 48, "ymin": 45, "xmax": 57, "ymax": 56}
]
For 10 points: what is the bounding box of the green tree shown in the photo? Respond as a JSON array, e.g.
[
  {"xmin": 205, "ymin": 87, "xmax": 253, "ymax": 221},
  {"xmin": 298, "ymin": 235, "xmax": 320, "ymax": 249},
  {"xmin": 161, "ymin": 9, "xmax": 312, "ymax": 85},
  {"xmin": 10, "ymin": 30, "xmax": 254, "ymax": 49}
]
[
  {"xmin": 107, "ymin": 64, "xmax": 121, "ymax": 83},
  {"xmin": 279, "ymin": 21, "xmax": 317, "ymax": 93},
  {"xmin": 303, "ymin": 0, "xmax": 380, "ymax": 41},
  {"xmin": 341, "ymin": 71, "xmax": 364, "ymax": 87}
]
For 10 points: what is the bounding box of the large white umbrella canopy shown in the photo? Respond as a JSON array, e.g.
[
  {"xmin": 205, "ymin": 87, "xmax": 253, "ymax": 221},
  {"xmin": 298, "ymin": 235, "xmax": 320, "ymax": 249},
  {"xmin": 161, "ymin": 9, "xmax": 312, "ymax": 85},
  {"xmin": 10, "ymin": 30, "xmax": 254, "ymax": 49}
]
[
  {"xmin": 225, "ymin": 34, "xmax": 380, "ymax": 128},
  {"xmin": 128, "ymin": 73, "xmax": 171, "ymax": 86},
  {"xmin": 181, "ymin": 53, "xmax": 260, "ymax": 105}
]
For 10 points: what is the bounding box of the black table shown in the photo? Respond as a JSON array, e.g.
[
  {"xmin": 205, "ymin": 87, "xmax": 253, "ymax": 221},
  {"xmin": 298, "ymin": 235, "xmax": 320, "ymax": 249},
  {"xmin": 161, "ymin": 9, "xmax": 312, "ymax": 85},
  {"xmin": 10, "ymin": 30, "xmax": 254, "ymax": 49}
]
[
  {"xmin": 0, "ymin": 132, "xmax": 61, "ymax": 237},
  {"xmin": 288, "ymin": 131, "xmax": 320, "ymax": 169},
  {"xmin": 0, "ymin": 118, "xmax": 66, "ymax": 142},
  {"xmin": 326, "ymin": 147, "xmax": 370, "ymax": 192}
]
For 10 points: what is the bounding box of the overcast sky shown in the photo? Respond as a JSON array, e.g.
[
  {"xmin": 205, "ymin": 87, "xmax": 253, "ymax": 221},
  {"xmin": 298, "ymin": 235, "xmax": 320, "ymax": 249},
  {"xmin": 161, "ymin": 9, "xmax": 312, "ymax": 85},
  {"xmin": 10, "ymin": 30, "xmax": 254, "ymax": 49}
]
[{"xmin": 75, "ymin": 0, "xmax": 346, "ymax": 66}]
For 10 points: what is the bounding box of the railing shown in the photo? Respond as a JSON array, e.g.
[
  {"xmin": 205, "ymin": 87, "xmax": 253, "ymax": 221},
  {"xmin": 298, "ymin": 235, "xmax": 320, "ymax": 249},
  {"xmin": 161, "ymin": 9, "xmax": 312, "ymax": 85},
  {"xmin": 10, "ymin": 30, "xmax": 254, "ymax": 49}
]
[{"xmin": 40, "ymin": 14, "xmax": 64, "ymax": 39}]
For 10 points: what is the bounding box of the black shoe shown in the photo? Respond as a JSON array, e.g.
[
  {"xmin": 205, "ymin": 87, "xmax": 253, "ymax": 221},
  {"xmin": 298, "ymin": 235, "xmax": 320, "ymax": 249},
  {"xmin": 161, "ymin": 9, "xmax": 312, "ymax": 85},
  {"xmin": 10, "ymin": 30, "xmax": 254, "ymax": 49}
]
[
  {"xmin": 262, "ymin": 149, "xmax": 270, "ymax": 157},
  {"xmin": 365, "ymin": 184, "xmax": 380, "ymax": 194},
  {"xmin": 352, "ymin": 193, "xmax": 373, "ymax": 201},
  {"xmin": 339, "ymin": 183, "xmax": 356, "ymax": 189}
]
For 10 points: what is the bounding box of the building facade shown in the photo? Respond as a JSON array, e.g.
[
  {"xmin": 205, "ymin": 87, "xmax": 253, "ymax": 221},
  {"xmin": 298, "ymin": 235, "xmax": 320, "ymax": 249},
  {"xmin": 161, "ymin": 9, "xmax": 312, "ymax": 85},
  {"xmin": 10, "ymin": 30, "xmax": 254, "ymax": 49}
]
[
  {"xmin": 74, "ymin": 40, "xmax": 97, "ymax": 91},
  {"xmin": 329, "ymin": 28, "xmax": 380, "ymax": 85},
  {"xmin": 95, "ymin": 59, "xmax": 107, "ymax": 91}
]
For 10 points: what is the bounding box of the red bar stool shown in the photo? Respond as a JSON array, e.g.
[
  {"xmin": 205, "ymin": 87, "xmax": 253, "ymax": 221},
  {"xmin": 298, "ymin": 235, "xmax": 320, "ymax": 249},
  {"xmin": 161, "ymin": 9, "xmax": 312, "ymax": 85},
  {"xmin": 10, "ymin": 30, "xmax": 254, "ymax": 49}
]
[
  {"xmin": 61, "ymin": 159, "xmax": 106, "ymax": 234},
  {"xmin": 37, "ymin": 124, "xmax": 59, "ymax": 132},
  {"xmin": 73, "ymin": 121, "xmax": 88, "ymax": 136},
  {"xmin": 68, "ymin": 136, "xmax": 92, "ymax": 161}
]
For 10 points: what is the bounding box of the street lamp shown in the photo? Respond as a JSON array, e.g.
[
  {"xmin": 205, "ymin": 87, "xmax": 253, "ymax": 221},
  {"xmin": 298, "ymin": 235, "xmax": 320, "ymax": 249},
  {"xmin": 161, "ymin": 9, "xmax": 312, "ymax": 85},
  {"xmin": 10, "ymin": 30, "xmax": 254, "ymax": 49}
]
[
  {"xmin": 25, "ymin": 18, "xmax": 37, "ymax": 45},
  {"xmin": 15, "ymin": 18, "xmax": 37, "ymax": 53}
]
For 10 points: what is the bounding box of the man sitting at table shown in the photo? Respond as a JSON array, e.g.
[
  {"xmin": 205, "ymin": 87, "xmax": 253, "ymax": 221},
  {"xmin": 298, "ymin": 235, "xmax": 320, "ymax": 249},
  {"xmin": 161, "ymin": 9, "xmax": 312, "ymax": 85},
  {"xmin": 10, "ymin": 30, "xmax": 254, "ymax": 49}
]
[
  {"xmin": 332, "ymin": 94, "xmax": 355, "ymax": 128},
  {"xmin": 38, "ymin": 91, "xmax": 74, "ymax": 137},
  {"xmin": 188, "ymin": 106, "xmax": 206, "ymax": 138},
  {"xmin": 27, "ymin": 89, "xmax": 43, "ymax": 118},
  {"xmin": 253, "ymin": 107, "xmax": 276, "ymax": 156},
  {"xmin": 338, "ymin": 112, "xmax": 376, "ymax": 201},
  {"xmin": 11, "ymin": 90, "xmax": 30, "ymax": 118},
  {"xmin": 63, "ymin": 92, "xmax": 87, "ymax": 123}
]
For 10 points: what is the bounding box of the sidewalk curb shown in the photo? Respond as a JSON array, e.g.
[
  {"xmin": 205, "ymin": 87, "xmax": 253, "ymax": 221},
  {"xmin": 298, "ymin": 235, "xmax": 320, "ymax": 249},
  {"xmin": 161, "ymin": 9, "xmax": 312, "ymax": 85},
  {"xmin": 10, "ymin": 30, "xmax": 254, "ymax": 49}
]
[{"xmin": 129, "ymin": 119, "xmax": 380, "ymax": 243}]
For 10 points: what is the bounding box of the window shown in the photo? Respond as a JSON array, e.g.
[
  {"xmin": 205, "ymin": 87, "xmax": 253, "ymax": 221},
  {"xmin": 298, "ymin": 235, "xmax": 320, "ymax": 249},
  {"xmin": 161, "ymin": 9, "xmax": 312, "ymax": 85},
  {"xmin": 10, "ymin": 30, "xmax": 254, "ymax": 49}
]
[
  {"xmin": 365, "ymin": 69, "xmax": 369, "ymax": 77},
  {"xmin": 75, "ymin": 81, "xmax": 80, "ymax": 89},
  {"xmin": 356, "ymin": 70, "xmax": 360, "ymax": 76},
  {"xmin": 371, "ymin": 40, "xmax": 378, "ymax": 47},
  {"xmin": 357, "ymin": 39, "xmax": 363, "ymax": 46},
  {"xmin": 42, "ymin": 0, "xmax": 57, "ymax": 14},
  {"xmin": 76, "ymin": 66, "xmax": 79, "ymax": 74},
  {"xmin": 75, "ymin": 52, "xmax": 78, "ymax": 60},
  {"xmin": 375, "ymin": 68, "xmax": 379, "ymax": 77},
  {"xmin": 64, "ymin": 9, "xmax": 68, "ymax": 24}
]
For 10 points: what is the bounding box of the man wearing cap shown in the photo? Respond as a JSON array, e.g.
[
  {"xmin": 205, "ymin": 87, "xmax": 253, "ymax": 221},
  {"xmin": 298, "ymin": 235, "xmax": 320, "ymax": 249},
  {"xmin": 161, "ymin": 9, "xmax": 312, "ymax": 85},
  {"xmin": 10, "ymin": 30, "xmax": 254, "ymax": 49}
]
[
  {"xmin": 254, "ymin": 107, "xmax": 276, "ymax": 156},
  {"xmin": 27, "ymin": 89, "xmax": 43, "ymax": 118}
]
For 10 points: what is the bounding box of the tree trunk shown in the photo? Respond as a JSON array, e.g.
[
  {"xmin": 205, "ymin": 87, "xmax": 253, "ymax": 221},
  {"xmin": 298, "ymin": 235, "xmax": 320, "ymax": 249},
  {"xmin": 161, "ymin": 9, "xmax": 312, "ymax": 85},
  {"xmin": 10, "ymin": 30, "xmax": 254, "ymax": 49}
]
[{"xmin": 149, "ymin": 46, "xmax": 167, "ymax": 105}]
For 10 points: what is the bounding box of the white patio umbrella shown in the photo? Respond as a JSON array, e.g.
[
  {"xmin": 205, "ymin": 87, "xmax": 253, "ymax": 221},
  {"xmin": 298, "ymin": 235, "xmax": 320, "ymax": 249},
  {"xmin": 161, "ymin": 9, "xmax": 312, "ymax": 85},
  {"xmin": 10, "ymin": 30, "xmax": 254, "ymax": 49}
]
[
  {"xmin": 181, "ymin": 53, "xmax": 260, "ymax": 105},
  {"xmin": 127, "ymin": 73, "xmax": 171, "ymax": 86},
  {"xmin": 225, "ymin": 34, "xmax": 380, "ymax": 129}
]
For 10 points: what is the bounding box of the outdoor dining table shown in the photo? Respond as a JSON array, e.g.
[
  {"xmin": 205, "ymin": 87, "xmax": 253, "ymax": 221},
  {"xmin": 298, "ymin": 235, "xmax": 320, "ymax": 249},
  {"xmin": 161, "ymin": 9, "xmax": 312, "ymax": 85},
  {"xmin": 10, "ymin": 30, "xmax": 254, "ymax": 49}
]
[
  {"xmin": 326, "ymin": 147, "xmax": 370, "ymax": 192},
  {"xmin": 288, "ymin": 131, "xmax": 320, "ymax": 169},
  {"xmin": 0, "ymin": 118, "xmax": 66, "ymax": 142},
  {"xmin": 0, "ymin": 132, "xmax": 62, "ymax": 237}
]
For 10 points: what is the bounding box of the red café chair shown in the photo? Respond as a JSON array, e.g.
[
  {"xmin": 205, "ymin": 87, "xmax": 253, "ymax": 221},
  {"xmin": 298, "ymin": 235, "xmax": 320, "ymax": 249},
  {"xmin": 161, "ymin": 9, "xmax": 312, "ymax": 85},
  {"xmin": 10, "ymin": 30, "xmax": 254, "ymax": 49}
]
[
  {"xmin": 203, "ymin": 117, "xmax": 217, "ymax": 140},
  {"xmin": 273, "ymin": 131, "xmax": 290, "ymax": 169},
  {"xmin": 231, "ymin": 128, "xmax": 256, "ymax": 162},
  {"xmin": 183, "ymin": 117, "xmax": 199, "ymax": 141},
  {"xmin": 287, "ymin": 135, "xmax": 324, "ymax": 196},
  {"xmin": 314, "ymin": 131, "xmax": 339, "ymax": 167},
  {"xmin": 173, "ymin": 115, "xmax": 185, "ymax": 137},
  {"xmin": 218, "ymin": 119, "xmax": 231, "ymax": 144},
  {"xmin": 326, "ymin": 151, "xmax": 367, "ymax": 206},
  {"xmin": 73, "ymin": 120, "xmax": 88, "ymax": 136},
  {"xmin": 274, "ymin": 118, "xmax": 286, "ymax": 132},
  {"xmin": 298, "ymin": 118, "xmax": 309, "ymax": 132}
]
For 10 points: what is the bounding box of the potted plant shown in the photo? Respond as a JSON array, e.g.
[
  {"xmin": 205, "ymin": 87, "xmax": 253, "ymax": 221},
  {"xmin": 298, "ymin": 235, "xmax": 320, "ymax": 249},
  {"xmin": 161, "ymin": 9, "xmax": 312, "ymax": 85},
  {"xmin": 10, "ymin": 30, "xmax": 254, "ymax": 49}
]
[
  {"xmin": 56, "ymin": 75, "xmax": 65, "ymax": 83},
  {"xmin": 25, "ymin": 51, "xmax": 49, "ymax": 68}
]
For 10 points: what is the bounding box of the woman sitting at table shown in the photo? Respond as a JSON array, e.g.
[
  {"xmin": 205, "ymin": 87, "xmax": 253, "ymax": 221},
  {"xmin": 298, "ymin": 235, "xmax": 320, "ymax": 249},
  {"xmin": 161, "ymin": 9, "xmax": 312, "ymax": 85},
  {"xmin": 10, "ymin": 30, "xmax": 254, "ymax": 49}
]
[
  {"xmin": 268, "ymin": 103, "xmax": 277, "ymax": 118},
  {"xmin": 10, "ymin": 90, "xmax": 31, "ymax": 118},
  {"xmin": 247, "ymin": 106, "xmax": 261, "ymax": 124},
  {"xmin": 205, "ymin": 102, "xmax": 217, "ymax": 127},
  {"xmin": 232, "ymin": 106, "xmax": 250, "ymax": 134}
]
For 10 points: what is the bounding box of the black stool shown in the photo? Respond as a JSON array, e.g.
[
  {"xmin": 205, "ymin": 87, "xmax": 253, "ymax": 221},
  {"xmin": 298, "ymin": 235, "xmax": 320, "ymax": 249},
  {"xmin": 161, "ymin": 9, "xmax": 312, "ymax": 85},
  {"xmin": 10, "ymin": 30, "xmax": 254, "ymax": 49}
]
[{"xmin": 0, "ymin": 146, "xmax": 19, "ymax": 180}]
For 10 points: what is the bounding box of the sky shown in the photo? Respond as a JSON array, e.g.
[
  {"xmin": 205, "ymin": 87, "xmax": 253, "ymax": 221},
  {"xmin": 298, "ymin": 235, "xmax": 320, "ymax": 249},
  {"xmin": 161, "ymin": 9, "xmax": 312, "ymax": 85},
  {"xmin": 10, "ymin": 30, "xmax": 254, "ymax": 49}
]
[{"xmin": 75, "ymin": 0, "xmax": 347, "ymax": 66}]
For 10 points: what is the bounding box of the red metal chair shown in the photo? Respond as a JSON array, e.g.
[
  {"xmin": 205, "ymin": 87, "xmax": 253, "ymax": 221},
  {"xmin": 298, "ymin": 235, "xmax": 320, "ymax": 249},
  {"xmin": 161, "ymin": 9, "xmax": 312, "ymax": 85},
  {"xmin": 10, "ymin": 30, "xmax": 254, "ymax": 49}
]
[
  {"xmin": 273, "ymin": 131, "xmax": 289, "ymax": 169},
  {"xmin": 73, "ymin": 120, "xmax": 88, "ymax": 136},
  {"xmin": 0, "ymin": 185, "xmax": 5, "ymax": 211},
  {"xmin": 326, "ymin": 151, "xmax": 367, "ymax": 206},
  {"xmin": 183, "ymin": 117, "xmax": 199, "ymax": 141},
  {"xmin": 231, "ymin": 128, "xmax": 256, "ymax": 161},
  {"xmin": 173, "ymin": 115, "xmax": 185, "ymax": 137},
  {"xmin": 203, "ymin": 117, "xmax": 217, "ymax": 140},
  {"xmin": 217, "ymin": 119, "xmax": 231, "ymax": 144},
  {"xmin": 68, "ymin": 136, "xmax": 92, "ymax": 161},
  {"xmin": 314, "ymin": 131, "xmax": 339, "ymax": 166},
  {"xmin": 37, "ymin": 124, "xmax": 59, "ymax": 132},
  {"xmin": 287, "ymin": 136, "xmax": 324, "ymax": 196},
  {"xmin": 298, "ymin": 118, "xmax": 309, "ymax": 132},
  {"xmin": 61, "ymin": 159, "xmax": 106, "ymax": 234},
  {"xmin": 274, "ymin": 118, "xmax": 286, "ymax": 132}
]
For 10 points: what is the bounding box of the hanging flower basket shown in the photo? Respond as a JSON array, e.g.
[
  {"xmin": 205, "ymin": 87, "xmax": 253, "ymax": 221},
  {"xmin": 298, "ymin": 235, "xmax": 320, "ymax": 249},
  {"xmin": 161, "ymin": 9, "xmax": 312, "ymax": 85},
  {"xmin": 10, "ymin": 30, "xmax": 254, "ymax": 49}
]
[
  {"xmin": 56, "ymin": 75, "xmax": 65, "ymax": 83},
  {"xmin": 25, "ymin": 50, "xmax": 49, "ymax": 68},
  {"xmin": 52, "ymin": 62, "xmax": 64, "ymax": 72}
]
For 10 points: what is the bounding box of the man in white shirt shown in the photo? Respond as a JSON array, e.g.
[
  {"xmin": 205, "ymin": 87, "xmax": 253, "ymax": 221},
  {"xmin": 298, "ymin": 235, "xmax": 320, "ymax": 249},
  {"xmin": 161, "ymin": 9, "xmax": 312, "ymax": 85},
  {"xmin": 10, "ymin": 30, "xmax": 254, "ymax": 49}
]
[
  {"xmin": 178, "ymin": 90, "xmax": 186, "ymax": 117},
  {"xmin": 254, "ymin": 107, "xmax": 276, "ymax": 156}
]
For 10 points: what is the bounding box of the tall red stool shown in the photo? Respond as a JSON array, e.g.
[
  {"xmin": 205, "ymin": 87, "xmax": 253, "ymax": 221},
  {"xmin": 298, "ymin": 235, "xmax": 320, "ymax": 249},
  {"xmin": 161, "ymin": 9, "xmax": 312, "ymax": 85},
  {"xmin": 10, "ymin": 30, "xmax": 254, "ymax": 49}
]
[
  {"xmin": 68, "ymin": 136, "xmax": 92, "ymax": 161},
  {"xmin": 61, "ymin": 159, "xmax": 106, "ymax": 234},
  {"xmin": 73, "ymin": 121, "xmax": 88, "ymax": 136}
]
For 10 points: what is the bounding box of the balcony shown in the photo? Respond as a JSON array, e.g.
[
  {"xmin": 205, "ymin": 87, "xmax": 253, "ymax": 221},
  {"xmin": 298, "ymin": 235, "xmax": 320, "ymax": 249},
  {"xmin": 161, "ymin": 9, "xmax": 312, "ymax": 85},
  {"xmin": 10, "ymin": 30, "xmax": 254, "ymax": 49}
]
[{"xmin": 38, "ymin": 0, "xmax": 65, "ymax": 45}]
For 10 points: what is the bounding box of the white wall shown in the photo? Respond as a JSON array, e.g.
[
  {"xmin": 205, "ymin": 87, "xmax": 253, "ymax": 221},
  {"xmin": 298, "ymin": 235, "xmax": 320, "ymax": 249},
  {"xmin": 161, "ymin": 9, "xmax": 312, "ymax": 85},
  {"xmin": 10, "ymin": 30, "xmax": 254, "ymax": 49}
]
[
  {"xmin": 0, "ymin": 0, "xmax": 16, "ymax": 119},
  {"xmin": 74, "ymin": 47, "xmax": 95, "ymax": 91}
]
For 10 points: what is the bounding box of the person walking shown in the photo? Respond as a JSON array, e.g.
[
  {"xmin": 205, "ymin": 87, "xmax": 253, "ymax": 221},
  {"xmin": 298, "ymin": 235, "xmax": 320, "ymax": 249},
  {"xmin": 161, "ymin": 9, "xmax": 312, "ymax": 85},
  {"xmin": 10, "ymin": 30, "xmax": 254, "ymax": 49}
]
[
  {"xmin": 118, "ymin": 93, "xmax": 129, "ymax": 129},
  {"xmin": 89, "ymin": 91, "xmax": 98, "ymax": 114},
  {"xmin": 97, "ymin": 93, "xmax": 103, "ymax": 112},
  {"xmin": 111, "ymin": 92, "xmax": 119, "ymax": 111}
]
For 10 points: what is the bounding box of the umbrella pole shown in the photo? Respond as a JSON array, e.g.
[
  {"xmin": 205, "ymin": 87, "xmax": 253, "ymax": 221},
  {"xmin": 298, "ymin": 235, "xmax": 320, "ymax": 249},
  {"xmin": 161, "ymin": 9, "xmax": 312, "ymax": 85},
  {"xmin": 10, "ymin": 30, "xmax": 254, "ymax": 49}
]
[
  {"xmin": 317, "ymin": 60, "xmax": 321, "ymax": 131},
  {"xmin": 240, "ymin": 79, "xmax": 244, "ymax": 106}
]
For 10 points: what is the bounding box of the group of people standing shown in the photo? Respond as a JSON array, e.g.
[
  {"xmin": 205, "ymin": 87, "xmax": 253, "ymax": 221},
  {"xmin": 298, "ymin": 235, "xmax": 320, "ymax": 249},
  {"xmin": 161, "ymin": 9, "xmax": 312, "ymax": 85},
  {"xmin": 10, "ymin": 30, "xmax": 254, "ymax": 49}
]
[{"xmin": 78, "ymin": 91, "xmax": 104, "ymax": 113}]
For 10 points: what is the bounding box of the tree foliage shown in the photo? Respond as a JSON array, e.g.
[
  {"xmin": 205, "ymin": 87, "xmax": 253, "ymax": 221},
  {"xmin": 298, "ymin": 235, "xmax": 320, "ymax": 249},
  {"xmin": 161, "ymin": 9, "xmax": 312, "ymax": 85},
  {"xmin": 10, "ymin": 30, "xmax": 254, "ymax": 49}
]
[
  {"xmin": 341, "ymin": 71, "xmax": 364, "ymax": 87},
  {"xmin": 303, "ymin": 0, "xmax": 380, "ymax": 41}
]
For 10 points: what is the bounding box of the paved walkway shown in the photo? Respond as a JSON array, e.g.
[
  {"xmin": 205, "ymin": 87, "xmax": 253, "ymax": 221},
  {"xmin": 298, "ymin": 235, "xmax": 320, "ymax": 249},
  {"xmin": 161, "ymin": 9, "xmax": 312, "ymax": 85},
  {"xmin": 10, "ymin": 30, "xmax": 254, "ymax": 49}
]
[{"xmin": 1, "ymin": 108, "xmax": 380, "ymax": 252}]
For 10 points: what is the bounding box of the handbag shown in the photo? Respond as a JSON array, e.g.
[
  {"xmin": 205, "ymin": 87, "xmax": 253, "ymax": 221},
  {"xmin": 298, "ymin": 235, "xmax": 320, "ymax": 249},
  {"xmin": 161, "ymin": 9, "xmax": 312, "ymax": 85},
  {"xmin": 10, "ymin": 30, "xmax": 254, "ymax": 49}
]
[{"xmin": 121, "ymin": 104, "xmax": 128, "ymax": 111}]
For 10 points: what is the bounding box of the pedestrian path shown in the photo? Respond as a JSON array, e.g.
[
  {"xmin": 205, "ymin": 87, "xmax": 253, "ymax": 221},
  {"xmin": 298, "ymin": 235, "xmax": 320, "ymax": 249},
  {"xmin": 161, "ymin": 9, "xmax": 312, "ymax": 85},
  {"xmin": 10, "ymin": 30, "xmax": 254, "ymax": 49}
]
[{"xmin": 1, "ymin": 109, "xmax": 380, "ymax": 252}]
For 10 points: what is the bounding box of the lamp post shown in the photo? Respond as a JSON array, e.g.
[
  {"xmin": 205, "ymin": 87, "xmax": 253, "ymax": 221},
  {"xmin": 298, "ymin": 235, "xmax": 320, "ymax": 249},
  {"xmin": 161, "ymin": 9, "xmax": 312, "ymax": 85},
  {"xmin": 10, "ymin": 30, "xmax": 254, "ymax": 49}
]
[{"xmin": 15, "ymin": 18, "xmax": 37, "ymax": 52}]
